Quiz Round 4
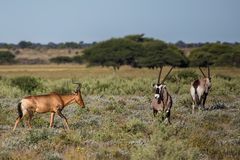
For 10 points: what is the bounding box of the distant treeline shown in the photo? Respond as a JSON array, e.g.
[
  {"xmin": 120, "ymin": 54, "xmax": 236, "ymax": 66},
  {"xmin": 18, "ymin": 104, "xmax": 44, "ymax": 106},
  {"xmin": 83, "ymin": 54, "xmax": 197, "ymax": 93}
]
[
  {"xmin": 1, "ymin": 39, "xmax": 239, "ymax": 49},
  {"xmin": 0, "ymin": 35, "xmax": 239, "ymax": 67},
  {"xmin": 0, "ymin": 41, "xmax": 94, "ymax": 49},
  {"xmin": 174, "ymin": 40, "xmax": 240, "ymax": 48}
]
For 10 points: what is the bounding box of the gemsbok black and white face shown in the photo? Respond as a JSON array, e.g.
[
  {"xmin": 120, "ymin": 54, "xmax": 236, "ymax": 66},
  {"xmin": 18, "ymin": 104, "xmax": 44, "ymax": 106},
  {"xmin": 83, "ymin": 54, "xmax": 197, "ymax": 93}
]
[
  {"xmin": 190, "ymin": 66, "xmax": 212, "ymax": 113},
  {"xmin": 153, "ymin": 84, "xmax": 166, "ymax": 100},
  {"xmin": 151, "ymin": 66, "xmax": 173, "ymax": 124}
]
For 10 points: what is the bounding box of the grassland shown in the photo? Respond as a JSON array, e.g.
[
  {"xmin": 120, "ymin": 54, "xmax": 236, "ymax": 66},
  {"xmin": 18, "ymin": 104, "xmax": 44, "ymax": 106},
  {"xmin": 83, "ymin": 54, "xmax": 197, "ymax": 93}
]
[{"xmin": 0, "ymin": 65, "xmax": 240, "ymax": 160}]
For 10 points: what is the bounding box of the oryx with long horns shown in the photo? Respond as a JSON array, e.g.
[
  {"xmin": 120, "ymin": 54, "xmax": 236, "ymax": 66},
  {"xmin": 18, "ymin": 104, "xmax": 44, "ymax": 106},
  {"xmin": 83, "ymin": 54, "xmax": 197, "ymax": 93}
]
[
  {"xmin": 190, "ymin": 66, "xmax": 211, "ymax": 113},
  {"xmin": 151, "ymin": 66, "xmax": 174, "ymax": 124}
]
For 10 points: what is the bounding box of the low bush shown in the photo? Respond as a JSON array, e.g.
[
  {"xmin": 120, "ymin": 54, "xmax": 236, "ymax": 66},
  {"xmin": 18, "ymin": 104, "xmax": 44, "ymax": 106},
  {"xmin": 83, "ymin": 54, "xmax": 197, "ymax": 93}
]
[
  {"xmin": 0, "ymin": 51, "xmax": 15, "ymax": 64},
  {"xmin": 50, "ymin": 56, "xmax": 73, "ymax": 64},
  {"xmin": 72, "ymin": 55, "xmax": 84, "ymax": 64},
  {"xmin": 51, "ymin": 81, "xmax": 72, "ymax": 94},
  {"xmin": 10, "ymin": 76, "xmax": 42, "ymax": 94}
]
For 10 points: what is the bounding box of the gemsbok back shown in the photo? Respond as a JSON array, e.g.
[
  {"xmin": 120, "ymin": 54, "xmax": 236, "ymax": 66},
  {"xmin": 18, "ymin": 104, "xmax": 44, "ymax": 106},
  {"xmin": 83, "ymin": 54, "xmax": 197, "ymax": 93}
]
[
  {"xmin": 13, "ymin": 82, "xmax": 85, "ymax": 131},
  {"xmin": 151, "ymin": 66, "xmax": 173, "ymax": 124},
  {"xmin": 190, "ymin": 66, "xmax": 211, "ymax": 113}
]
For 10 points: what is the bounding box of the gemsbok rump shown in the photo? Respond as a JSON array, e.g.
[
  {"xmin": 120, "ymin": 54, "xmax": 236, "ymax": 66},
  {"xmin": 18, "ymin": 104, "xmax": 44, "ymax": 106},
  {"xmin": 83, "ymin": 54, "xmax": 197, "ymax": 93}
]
[
  {"xmin": 190, "ymin": 66, "xmax": 211, "ymax": 113},
  {"xmin": 151, "ymin": 66, "xmax": 173, "ymax": 124},
  {"xmin": 13, "ymin": 82, "xmax": 85, "ymax": 131}
]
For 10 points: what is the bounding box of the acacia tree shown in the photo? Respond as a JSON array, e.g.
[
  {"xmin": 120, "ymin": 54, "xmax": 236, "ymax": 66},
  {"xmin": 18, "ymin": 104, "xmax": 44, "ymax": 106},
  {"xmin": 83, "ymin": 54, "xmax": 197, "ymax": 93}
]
[
  {"xmin": 83, "ymin": 38, "xmax": 142, "ymax": 70},
  {"xmin": 189, "ymin": 43, "xmax": 240, "ymax": 67},
  {"xmin": 135, "ymin": 41, "xmax": 189, "ymax": 68},
  {"xmin": 83, "ymin": 35, "xmax": 189, "ymax": 69}
]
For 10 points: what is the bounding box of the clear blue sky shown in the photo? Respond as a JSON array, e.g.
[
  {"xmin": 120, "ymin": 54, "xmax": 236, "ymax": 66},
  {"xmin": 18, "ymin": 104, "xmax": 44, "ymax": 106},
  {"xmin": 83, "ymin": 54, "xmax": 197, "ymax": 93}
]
[{"xmin": 0, "ymin": 0, "xmax": 239, "ymax": 43}]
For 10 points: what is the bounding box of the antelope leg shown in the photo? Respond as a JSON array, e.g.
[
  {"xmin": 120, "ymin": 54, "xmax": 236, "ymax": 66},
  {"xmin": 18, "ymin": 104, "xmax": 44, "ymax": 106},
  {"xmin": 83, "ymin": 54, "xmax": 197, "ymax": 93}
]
[
  {"xmin": 26, "ymin": 111, "xmax": 33, "ymax": 129},
  {"xmin": 57, "ymin": 110, "xmax": 70, "ymax": 130},
  {"xmin": 192, "ymin": 102, "xmax": 196, "ymax": 114},
  {"xmin": 153, "ymin": 109, "xmax": 158, "ymax": 117},
  {"xmin": 13, "ymin": 117, "xmax": 21, "ymax": 131},
  {"xmin": 202, "ymin": 93, "xmax": 208, "ymax": 109},
  {"xmin": 13, "ymin": 111, "xmax": 27, "ymax": 131},
  {"xmin": 165, "ymin": 110, "xmax": 171, "ymax": 124},
  {"xmin": 49, "ymin": 112, "xmax": 55, "ymax": 128}
]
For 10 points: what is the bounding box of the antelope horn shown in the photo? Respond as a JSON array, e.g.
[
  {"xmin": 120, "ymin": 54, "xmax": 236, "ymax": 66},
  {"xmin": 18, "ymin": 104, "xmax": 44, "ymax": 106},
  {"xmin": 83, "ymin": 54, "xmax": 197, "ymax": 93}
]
[
  {"xmin": 199, "ymin": 66, "xmax": 206, "ymax": 77},
  {"xmin": 161, "ymin": 66, "xmax": 174, "ymax": 84},
  {"xmin": 72, "ymin": 80, "xmax": 82, "ymax": 91},
  {"xmin": 157, "ymin": 66, "xmax": 163, "ymax": 84},
  {"xmin": 208, "ymin": 66, "xmax": 210, "ymax": 78}
]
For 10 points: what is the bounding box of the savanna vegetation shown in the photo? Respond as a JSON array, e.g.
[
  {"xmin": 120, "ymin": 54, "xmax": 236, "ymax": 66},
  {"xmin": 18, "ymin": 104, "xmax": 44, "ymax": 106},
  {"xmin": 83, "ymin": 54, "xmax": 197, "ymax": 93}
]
[
  {"xmin": 0, "ymin": 65, "xmax": 239, "ymax": 160},
  {"xmin": 0, "ymin": 35, "xmax": 239, "ymax": 159},
  {"xmin": 1, "ymin": 35, "xmax": 239, "ymax": 68}
]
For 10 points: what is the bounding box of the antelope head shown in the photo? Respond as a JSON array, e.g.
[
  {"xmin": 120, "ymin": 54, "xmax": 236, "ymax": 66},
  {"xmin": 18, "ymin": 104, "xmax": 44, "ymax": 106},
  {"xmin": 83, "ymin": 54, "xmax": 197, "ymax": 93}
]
[
  {"xmin": 72, "ymin": 81, "xmax": 85, "ymax": 108},
  {"xmin": 199, "ymin": 66, "xmax": 212, "ymax": 93},
  {"xmin": 153, "ymin": 66, "xmax": 174, "ymax": 100}
]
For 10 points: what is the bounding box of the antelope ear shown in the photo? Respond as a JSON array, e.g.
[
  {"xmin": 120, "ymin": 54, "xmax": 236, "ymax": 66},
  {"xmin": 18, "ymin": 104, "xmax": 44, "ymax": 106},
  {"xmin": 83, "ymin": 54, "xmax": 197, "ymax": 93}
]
[
  {"xmin": 152, "ymin": 83, "xmax": 156, "ymax": 87},
  {"xmin": 162, "ymin": 85, "xmax": 166, "ymax": 89},
  {"xmin": 72, "ymin": 91, "xmax": 77, "ymax": 94}
]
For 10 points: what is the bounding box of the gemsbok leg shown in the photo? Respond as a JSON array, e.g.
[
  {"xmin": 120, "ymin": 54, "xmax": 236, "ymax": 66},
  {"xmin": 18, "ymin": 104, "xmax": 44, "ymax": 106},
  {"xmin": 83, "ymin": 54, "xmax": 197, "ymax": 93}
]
[
  {"xmin": 165, "ymin": 109, "xmax": 171, "ymax": 124},
  {"xmin": 202, "ymin": 93, "xmax": 208, "ymax": 109},
  {"xmin": 153, "ymin": 109, "xmax": 158, "ymax": 117}
]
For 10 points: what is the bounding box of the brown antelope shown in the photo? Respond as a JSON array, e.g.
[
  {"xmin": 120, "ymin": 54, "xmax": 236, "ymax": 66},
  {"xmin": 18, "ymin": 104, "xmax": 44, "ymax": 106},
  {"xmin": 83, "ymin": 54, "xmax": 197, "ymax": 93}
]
[
  {"xmin": 13, "ymin": 82, "xmax": 85, "ymax": 131},
  {"xmin": 190, "ymin": 66, "xmax": 211, "ymax": 113},
  {"xmin": 151, "ymin": 66, "xmax": 173, "ymax": 124}
]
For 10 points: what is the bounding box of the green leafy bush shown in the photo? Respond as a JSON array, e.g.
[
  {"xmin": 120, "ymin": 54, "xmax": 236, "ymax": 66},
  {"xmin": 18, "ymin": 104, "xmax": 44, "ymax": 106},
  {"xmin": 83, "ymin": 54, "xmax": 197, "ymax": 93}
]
[
  {"xmin": 72, "ymin": 55, "xmax": 84, "ymax": 64},
  {"xmin": 10, "ymin": 76, "xmax": 42, "ymax": 94},
  {"xmin": 189, "ymin": 43, "xmax": 240, "ymax": 67},
  {"xmin": 51, "ymin": 81, "xmax": 72, "ymax": 94},
  {"xmin": 50, "ymin": 56, "xmax": 73, "ymax": 64},
  {"xmin": 0, "ymin": 51, "xmax": 15, "ymax": 64}
]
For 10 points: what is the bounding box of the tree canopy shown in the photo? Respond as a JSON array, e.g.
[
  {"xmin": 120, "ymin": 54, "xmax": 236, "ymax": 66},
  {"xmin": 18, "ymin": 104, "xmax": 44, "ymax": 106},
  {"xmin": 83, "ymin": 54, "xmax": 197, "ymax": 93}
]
[
  {"xmin": 83, "ymin": 35, "xmax": 189, "ymax": 69},
  {"xmin": 189, "ymin": 43, "xmax": 240, "ymax": 67}
]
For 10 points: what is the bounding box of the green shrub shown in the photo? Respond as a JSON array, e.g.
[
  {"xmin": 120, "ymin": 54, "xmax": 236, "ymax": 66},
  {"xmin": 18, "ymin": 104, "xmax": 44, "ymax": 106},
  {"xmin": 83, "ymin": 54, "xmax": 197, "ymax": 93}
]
[
  {"xmin": 10, "ymin": 76, "xmax": 42, "ymax": 94},
  {"xmin": 50, "ymin": 56, "xmax": 73, "ymax": 64},
  {"xmin": 0, "ymin": 51, "xmax": 15, "ymax": 64},
  {"xmin": 72, "ymin": 55, "xmax": 84, "ymax": 64},
  {"xmin": 177, "ymin": 70, "xmax": 198, "ymax": 81},
  {"xmin": 51, "ymin": 81, "xmax": 72, "ymax": 94},
  {"xmin": 169, "ymin": 70, "xmax": 198, "ymax": 84},
  {"xmin": 215, "ymin": 74, "xmax": 232, "ymax": 81},
  {"xmin": 26, "ymin": 129, "xmax": 49, "ymax": 144},
  {"xmin": 124, "ymin": 118, "xmax": 147, "ymax": 135}
]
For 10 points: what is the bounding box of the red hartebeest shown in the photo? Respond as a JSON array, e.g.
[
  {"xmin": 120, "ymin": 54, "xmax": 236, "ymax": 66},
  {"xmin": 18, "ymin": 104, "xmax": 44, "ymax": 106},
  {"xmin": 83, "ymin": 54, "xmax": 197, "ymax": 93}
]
[
  {"xmin": 13, "ymin": 82, "xmax": 85, "ymax": 131},
  {"xmin": 151, "ymin": 66, "xmax": 173, "ymax": 124},
  {"xmin": 190, "ymin": 66, "xmax": 211, "ymax": 113}
]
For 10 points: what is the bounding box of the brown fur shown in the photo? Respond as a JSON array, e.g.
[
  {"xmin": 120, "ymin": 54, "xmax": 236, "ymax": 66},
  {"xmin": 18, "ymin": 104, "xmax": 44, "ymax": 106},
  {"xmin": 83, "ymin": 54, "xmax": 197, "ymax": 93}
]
[
  {"xmin": 13, "ymin": 91, "xmax": 85, "ymax": 131},
  {"xmin": 190, "ymin": 76, "xmax": 211, "ymax": 113},
  {"xmin": 151, "ymin": 86, "xmax": 172, "ymax": 124}
]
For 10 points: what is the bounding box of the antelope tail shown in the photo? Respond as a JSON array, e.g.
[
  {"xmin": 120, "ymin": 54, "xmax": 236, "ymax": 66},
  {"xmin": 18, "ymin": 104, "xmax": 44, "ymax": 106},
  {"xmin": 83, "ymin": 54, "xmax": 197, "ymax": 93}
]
[{"xmin": 17, "ymin": 102, "xmax": 23, "ymax": 118}]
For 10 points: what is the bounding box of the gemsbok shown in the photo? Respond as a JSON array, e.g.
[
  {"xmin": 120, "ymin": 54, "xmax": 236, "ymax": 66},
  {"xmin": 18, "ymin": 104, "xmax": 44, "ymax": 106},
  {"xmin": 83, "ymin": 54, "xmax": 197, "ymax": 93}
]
[
  {"xmin": 190, "ymin": 66, "xmax": 211, "ymax": 113},
  {"xmin": 151, "ymin": 66, "xmax": 173, "ymax": 124},
  {"xmin": 13, "ymin": 82, "xmax": 85, "ymax": 131}
]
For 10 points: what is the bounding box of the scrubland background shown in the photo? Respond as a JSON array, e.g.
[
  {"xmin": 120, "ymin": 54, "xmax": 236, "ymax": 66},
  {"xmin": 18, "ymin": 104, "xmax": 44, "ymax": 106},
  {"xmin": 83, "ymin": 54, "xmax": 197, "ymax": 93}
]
[{"xmin": 0, "ymin": 65, "xmax": 239, "ymax": 160}]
